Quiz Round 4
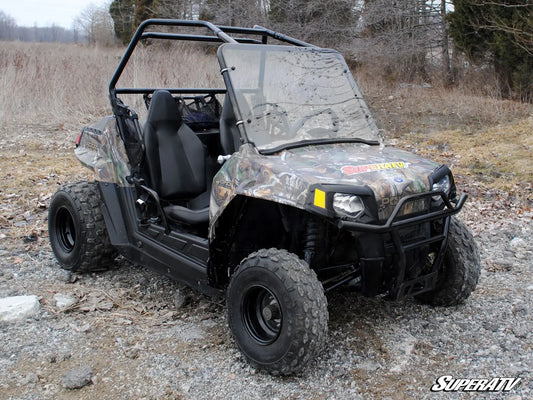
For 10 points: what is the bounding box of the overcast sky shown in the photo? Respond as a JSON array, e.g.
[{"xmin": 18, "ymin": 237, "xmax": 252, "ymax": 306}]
[{"xmin": 0, "ymin": 0, "xmax": 108, "ymax": 29}]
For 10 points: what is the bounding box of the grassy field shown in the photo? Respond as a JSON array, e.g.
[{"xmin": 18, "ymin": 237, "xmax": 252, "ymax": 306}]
[
  {"xmin": 0, "ymin": 40, "xmax": 531, "ymax": 214},
  {"xmin": 0, "ymin": 41, "xmax": 222, "ymax": 127}
]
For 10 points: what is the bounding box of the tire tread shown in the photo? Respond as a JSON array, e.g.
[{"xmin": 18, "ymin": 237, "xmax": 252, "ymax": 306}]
[
  {"xmin": 418, "ymin": 217, "xmax": 481, "ymax": 306},
  {"xmin": 228, "ymin": 248, "xmax": 328, "ymax": 375},
  {"xmin": 49, "ymin": 181, "xmax": 116, "ymax": 272}
]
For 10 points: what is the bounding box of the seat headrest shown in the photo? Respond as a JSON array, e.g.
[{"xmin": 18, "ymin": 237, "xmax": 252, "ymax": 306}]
[{"xmin": 146, "ymin": 90, "xmax": 181, "ymax": 125}]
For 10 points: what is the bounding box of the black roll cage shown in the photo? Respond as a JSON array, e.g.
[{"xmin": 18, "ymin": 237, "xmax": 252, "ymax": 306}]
[{"xmin": 108, "ymin": 18, "xmax": 316, "ymax": 116}]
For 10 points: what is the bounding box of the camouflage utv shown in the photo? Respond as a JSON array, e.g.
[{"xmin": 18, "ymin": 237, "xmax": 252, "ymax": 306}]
[{"xmin": 48, "ymin": 19, "xmax": 481, "ymax": 375}]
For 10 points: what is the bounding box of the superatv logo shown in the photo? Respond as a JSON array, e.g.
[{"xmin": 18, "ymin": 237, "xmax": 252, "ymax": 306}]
[
  {"xmin": 430, "ymin": 376, "xmax": 522, "ymax": 392},
  {"xmin": 341, "ymin": 162, "xmax": 407, "ymax": 175}
]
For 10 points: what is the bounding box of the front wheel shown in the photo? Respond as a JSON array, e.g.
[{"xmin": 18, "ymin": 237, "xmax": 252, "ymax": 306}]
[
  {"xmin": 417, "ymin": 217, "xmax": 481, "ymax": 306},
  {"xmin": 227, "ymin": 249, "xmax": 328, "ymax": 375}
]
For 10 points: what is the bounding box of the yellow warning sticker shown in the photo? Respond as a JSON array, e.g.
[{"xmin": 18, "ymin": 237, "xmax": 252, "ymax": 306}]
[{"xmin": 314, "ymin": 189, "xmax": 326, "ymax": 208}]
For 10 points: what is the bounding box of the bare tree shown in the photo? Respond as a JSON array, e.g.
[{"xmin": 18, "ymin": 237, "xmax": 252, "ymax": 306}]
[
  {"xmin": 358, "ymin": 0, "xmax": 446, "ymax": 81},
  {"xmin": 448, "ymin": 0, "xmax": 533, "ymax": 100},
  {"xmin": 156, "ymin": 0, "xmax": 204, "ymax": 21},
  {"xmin": 0, "ymin": 11, "xmax": 82, "ymax": 43},
  {"xmin": 0, "ymin": 10, "xmax": 17, "ymax": 40},
  {"xmin": 466, "ymin": 0, "xmax": 533, "ymax": 55},
  {"xmin": 199, "ymin": 0, "xmax": 269, "ymax": 27},
  {"xmin": 268, "ymin": 0, "xmax": 359, "ymax": 49},
  {"xmin": 74, "ymin": 3, "xmax": 117, "ymax": 46},
  {"xmin": 441, "ymin": 0, "xmax": 452, "ymax": 84}
]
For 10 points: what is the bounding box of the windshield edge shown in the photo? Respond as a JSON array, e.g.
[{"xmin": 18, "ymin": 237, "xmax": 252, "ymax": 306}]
[{"xmin": 259, "ymin": 138, "xmax": 381, "ymax": 155}]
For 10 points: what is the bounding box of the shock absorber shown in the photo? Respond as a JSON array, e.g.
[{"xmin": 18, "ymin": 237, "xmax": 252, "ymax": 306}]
[{"xmin": 303, "ymin": 217, "xmax": 320, "ymax": 267}]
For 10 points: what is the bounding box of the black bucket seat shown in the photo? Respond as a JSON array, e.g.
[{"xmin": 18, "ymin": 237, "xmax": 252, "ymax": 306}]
[{"xmin": 143, "ymin": 90, "xmax": 209, "ymax": 225}]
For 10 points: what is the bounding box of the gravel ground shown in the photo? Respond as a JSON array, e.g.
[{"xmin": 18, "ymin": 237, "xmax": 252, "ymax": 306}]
[
  {"xmin": 0, "ymin": 191, "xmax": 531, "ymax": 399},
  {"xmin": 1, "ymin": 125, "xmax": 532, "ymax": 400}
]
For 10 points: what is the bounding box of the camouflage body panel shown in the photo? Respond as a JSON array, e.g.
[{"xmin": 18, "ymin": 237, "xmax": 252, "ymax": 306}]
[
  {"xmin": 75, "ymin": 116, "xmax": 132, "ymax": 186},
  {"xmin": 209, "ymin": 142, "xmax": 439, "ymax": 236}
]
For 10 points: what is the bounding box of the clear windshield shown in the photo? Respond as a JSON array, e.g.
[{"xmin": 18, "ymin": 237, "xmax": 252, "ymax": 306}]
[{"xmin": 219, "ymin": 44, "xmax": 380, "ymax": 151}]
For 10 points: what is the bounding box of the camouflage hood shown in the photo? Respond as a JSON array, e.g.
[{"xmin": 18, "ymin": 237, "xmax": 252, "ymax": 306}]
[
  {"xmin": 282, "ymin": 143, "xmax": 438, "ymax": 218},
  {"xmin": 211, "ymin": 142, "xmax": 440, "ymax": 227},
  {"xmin": 282, "ymin": 142, "xmax": 437, "ymax": 182}
]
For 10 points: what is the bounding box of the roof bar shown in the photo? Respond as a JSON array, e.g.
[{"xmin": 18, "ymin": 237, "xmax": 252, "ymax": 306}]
[
  {"xmin": 141, "ymin": 32, "xmax": 262, "ymax": 44},
  {"xmin": 109, "ymin": 18, "xmax": 317, "ymax": 114},
  {"xmin": 110, "ymin": 19, "xmax": 237, "ymax": 102},
  {"xmin": 115, "ymin": 88, "xmax": 226, "ymax": 95},
  {"xmin": 252, "ymin": 25, "xmax": 317, "ymax": 47}
]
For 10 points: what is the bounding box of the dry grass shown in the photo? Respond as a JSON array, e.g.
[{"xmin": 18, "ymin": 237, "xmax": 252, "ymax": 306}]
[
  {"xmin": 0, "ymin": 148, "xmax": 89, "ymax": 244},
  {"xmin": 0, "ymin": 41, "xmax": 221, "ymax": 128},
  {"xmin": 0, "ymin": 42, "xmax": 122, "ymax": 128},
  {"xmin": 117, "ymin": 42, "xmax": 223, "ymax": 118},
  {"xmin": 1, "ymin": 39, "xmax": 529, "ymax": 133},
  {"xmin": 0, "ymin": 40, "xmax": 531, "ymax": 216},
  {"xmin": 355, "ymin": 69, "xmax": 533, "ymax": 136},
  {"xmin": 397, "ymin": 118, "xmax": 533, "ymax": 199}
]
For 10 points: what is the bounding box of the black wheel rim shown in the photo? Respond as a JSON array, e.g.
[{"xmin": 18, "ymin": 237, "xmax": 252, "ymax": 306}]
[
  {"xmin": 55, "ymin": 206, "xmax": 76, "ymax": 253},
  {"xmin": 242, "ymin": 285, "xmax": 282, "ymax": 345}
]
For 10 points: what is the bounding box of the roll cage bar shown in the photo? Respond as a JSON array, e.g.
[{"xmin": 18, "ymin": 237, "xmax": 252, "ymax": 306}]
[{"xmin": 109, "ymin": 18, "xmax": 316, "ymax": 115}]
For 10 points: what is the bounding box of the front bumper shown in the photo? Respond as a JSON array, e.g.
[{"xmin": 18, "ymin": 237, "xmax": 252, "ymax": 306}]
[{"xmin": 338, "ymin": 191, "xmax": 467, "ymax": 299}]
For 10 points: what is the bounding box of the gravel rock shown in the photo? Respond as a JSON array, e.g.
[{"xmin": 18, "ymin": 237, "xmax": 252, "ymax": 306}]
[
  {"xmin": 172, "ymin": 289, "xmax": 187, "ymax": 309},
  {"xmin": 0, "ymin": 196, "xmax": 531, "ymax": 399},
  {"xmin": 61, "ymin": 365, "xmax": 94, "ymax": 390},
  {"xmin": 56, "ymin": 270, "xmax": 76, "ymax": 284},
  {"xmin": 0, "ymin": 295, "xmax": 40, "ymax": 322},
  {"xmin": 47, "ymin": 350, "xmax": 72, "ymax": 364},
  {"xmin": 54, "ymin": 293, "xmax": 77, "ymax": 310},
  {"xmin": 510, "ymin": 237, "xmax": 527, "ymax": 251},
  {"xmin": 20, "ymin": 372, "xmax": 39, "ymax": 387},
  {"xmin": 124, "ymin": 345, "xmax": 141, "ymax": 360}
]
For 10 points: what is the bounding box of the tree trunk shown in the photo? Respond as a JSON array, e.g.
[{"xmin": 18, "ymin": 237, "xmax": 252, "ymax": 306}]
[{"xmin": 441, "ymin": 0, "xmax": 451, "ymax": 85}]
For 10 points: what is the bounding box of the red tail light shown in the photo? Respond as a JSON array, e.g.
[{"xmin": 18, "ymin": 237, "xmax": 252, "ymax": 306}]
[{"xmin": 76, "ymin": 130, "xmax": 83, "ymax": 147}]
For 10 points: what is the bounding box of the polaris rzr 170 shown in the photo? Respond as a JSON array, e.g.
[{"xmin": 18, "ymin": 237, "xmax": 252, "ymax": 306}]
[{"xmin": 48, "ymin": 19, "xmax": 481, "ymax": 375}]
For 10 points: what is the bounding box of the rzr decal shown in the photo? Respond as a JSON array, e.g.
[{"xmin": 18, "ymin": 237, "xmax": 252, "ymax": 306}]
[{"xmin": 341, "ymin": 162, "xmax": 407, "ymax": 175}]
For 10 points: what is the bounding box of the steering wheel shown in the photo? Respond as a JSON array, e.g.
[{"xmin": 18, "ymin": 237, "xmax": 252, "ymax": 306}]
[
  {"xmin": 248, "ymin": 102, "xmax": 292, "ymax": 139},
  {"xmin": 292, "ymin": 108, "xmax": 340, "ymax": 138}
]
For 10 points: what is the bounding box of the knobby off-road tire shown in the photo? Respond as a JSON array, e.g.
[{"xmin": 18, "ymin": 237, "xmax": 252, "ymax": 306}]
[
  {"xmin": 417, "ymin": 217, "xmax": 481, "ymax": 306},
  {"xmin": 48, "ymin": 181, "xmax": 117, "ymax": 272},
  {"xmin": 227, "ymin": 249, "xmax": 328, "ymax": 375}
]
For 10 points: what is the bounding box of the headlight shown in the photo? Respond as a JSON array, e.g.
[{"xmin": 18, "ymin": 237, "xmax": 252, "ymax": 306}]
[
  {"xmin": 432, "ymin": 175, "xmax": 450, "ymax": 200},
  {"xmin": 333, "ymin": 193, "xmax": 365, "ymax": 218}
]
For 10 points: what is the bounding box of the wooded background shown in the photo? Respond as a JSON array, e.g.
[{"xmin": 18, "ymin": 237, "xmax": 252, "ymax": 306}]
[{"xmin": 1, "ymin": 1, "xmax": 532, "ymax": 101}]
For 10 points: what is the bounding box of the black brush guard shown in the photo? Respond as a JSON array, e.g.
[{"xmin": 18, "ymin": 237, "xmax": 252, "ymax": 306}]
[{"xmin": 338, "ymin": 191, "xmax": 467, "ymax": 299}]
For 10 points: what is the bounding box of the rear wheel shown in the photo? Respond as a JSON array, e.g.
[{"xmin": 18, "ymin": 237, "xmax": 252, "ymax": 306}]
[
  {"xmin": 227, "ymin": 248, "xmax": 328, "ymax": 375},
  {"xmin": 417, "ymin": 217, "xmax": 481, "ymax": 306},
  {"xmin": 48, "ymin": 181, "xmax": 117, "ymax": 272}
]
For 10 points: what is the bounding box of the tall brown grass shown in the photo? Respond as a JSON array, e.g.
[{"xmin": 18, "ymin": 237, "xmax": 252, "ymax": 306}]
[
  {"xmin": 0, "ymin": 41, "xmax": 222, "ymax": 129},
  {"xmin": 354, "ymin": 67, "xmax": 533, "ymax": 137},
  {"xmin": 1, "ymin": 42, "xmax": 119, "ymax": 127},
  {"xmin": 0, "ymin": 40, "xmax": 531, "ymax": 136}
]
